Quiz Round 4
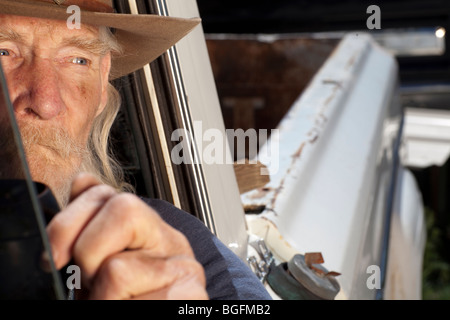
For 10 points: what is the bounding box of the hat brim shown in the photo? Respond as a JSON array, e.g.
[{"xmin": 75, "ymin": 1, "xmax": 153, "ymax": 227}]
[{"xmin": 0, "ymin": 0, "xmax": 201, "ymax": 79}]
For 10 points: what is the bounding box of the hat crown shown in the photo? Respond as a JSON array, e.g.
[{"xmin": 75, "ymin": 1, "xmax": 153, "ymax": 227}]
[{"xmin": 40, "ymin": 0, "xmax": 113, "ymax": 13}]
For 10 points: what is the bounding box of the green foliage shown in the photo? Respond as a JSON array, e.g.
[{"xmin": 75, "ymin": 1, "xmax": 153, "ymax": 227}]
[{"xmin": 422, "ymin": 207, "xmax": 450, "ymax": 299}]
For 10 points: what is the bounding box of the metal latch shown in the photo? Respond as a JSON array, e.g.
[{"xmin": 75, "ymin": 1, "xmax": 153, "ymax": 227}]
[
  {"xmin": 247, "ymin": 239, "xmax": 274, "ymax": 282},
  {"xmin": 267, "ymin": 252, "xmax": 341, "ymax": 300}
]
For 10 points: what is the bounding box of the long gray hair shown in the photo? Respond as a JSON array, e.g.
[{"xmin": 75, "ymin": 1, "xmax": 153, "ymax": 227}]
[{"xmin": 80, "ymin": 27, "xmax": 135, "ymax": 194}]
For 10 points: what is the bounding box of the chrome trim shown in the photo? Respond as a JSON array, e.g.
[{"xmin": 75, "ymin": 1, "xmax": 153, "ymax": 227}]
[
  {"xmin": 376, "ymin": 111, "xmax": 405, "ymax": 300},
  {"xmin": 152, "ymin": 0, "xmax": 217, "ymax": 234},
  {"xmin": 128, "ymin": 0, "xmax": 182, "ymax": 208}
]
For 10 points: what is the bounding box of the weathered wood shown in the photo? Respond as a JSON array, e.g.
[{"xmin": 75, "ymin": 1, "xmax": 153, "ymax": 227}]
[{"xmin": 233, "ymin": 160, "xmax": 270, "ymax": 194}]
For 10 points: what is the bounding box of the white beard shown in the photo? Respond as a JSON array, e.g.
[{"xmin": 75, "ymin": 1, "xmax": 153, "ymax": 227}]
[{"xmin": 17, "ymin": 119, "xmax": 89, "ymax": 207}]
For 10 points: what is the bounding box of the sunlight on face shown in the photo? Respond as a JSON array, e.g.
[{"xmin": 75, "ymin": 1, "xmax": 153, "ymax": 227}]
[{"xmin": 0, "ymin": 14, "xmax": 112, "ymax": 205}]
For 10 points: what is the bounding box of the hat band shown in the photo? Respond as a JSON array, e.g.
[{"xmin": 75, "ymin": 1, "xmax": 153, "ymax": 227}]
[{"xmin": 38, "ymin": 0, "xmax": 114, "ymax": 13}]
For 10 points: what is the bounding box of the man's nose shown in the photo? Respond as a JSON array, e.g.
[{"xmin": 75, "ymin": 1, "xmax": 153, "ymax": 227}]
[{"xmin": 13, "ymin": 57, "xmax": 65, "ymax": 120}]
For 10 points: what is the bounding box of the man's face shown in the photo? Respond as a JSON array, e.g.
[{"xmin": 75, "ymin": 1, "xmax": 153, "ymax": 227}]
[{"xmin": 0, "ymin": 14, "xmax": 111, "ymax": 204}]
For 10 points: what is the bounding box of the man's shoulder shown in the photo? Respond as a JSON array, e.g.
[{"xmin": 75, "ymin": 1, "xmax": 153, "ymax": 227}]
[{"xmin": 139, "ymin": 197, "xmax": 207, "ymax": 234}]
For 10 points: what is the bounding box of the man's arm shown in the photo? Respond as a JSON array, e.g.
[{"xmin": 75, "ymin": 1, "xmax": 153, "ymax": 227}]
[{"xmin": 143, "ymin": 198, "xmax": 272, "ymax": 300}]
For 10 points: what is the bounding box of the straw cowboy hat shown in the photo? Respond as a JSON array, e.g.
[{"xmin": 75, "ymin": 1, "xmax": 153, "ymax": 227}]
[{"xmin": 0, "ymin": 0, "xmax": 201, "ymax": 78}]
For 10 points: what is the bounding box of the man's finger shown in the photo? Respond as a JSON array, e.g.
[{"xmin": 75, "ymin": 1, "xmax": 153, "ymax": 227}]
[
  {"xmin": 128, "ymin": 278, "xmax": 209, "ymax": 300},
  {"xmin": 71, "ymin": 193, "xmax": 194, "ymax": 284},
  {"xmin": 69, "ymin": 172, "xmax": 105, "ymax": 202},
  {"xmin": 87, "ymin": 251, "xmax": 207, "ymax": 300},
  {"xmin": 47, "ymin": 183, "xmax": 117, "ymax": 269}
]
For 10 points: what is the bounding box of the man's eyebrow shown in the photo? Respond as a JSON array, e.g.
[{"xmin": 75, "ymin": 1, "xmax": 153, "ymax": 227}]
[
  {"xmin": 0, "ymin": 29, "xmax": 25, "ymax": 43},
  {"xmin": 0, "ymin": 30, "xmax": 110, "ymax": 57},
  {"xmin": 61, "ymin": 36, "xmax": 111, "ymax": 56}
]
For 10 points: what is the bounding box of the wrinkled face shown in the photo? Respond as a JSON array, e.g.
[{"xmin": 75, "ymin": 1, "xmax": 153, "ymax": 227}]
[{"xmin": 0, "ymin": 14, "xmax": 111, "ymax": 204}]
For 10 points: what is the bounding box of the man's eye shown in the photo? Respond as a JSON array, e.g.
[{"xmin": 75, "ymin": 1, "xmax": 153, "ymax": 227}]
[
  {"xmin": 70, "ymin": 57, "xmax": 90, "ymax": 66},
  {"xmin": 0, "ymin": 49, "xmax": 10, "ymax": 56}
]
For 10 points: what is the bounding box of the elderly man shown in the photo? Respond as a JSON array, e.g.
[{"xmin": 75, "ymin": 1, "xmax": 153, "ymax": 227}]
[{"xmin": 0, "ymin": 0, "xmax": 271, "ymax": 300}]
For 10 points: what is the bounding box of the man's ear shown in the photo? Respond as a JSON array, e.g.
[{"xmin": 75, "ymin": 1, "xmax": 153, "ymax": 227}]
[{"xmin": 96, "ymin": 52, "xmax": 112, "ymax": 117}]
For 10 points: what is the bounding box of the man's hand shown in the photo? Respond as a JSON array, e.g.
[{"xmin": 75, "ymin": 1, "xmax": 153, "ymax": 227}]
[{"xmin": 45, "ymin": 173, "xmax": 208, "ymax": 300}]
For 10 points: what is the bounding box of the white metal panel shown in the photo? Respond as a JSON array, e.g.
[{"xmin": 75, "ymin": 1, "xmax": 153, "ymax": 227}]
[
  {"xmin": 243, "ymin": 33, "xmax": 424, "ymax": 299},
  {"xmin": 384, "ymin": 167, "xmax": 426, "ymax": 300},
  {"xmin": 164, "ymin": 0, "xmax": 249, "ymax": 260},
  {"xmin": 402, "ymin": 107, "xmax": 450, "ymax": 168}
]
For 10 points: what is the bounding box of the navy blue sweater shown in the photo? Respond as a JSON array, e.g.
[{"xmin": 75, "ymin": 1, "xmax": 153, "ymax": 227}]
[{"xmin": 141, "ymin": 198, "xmax": 272, "ymax": 300}]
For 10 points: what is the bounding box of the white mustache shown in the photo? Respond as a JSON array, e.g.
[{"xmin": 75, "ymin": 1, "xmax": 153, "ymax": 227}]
[{"xmin": 17, "ymin": 119, "xmax": 88, "ymax": 160}]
